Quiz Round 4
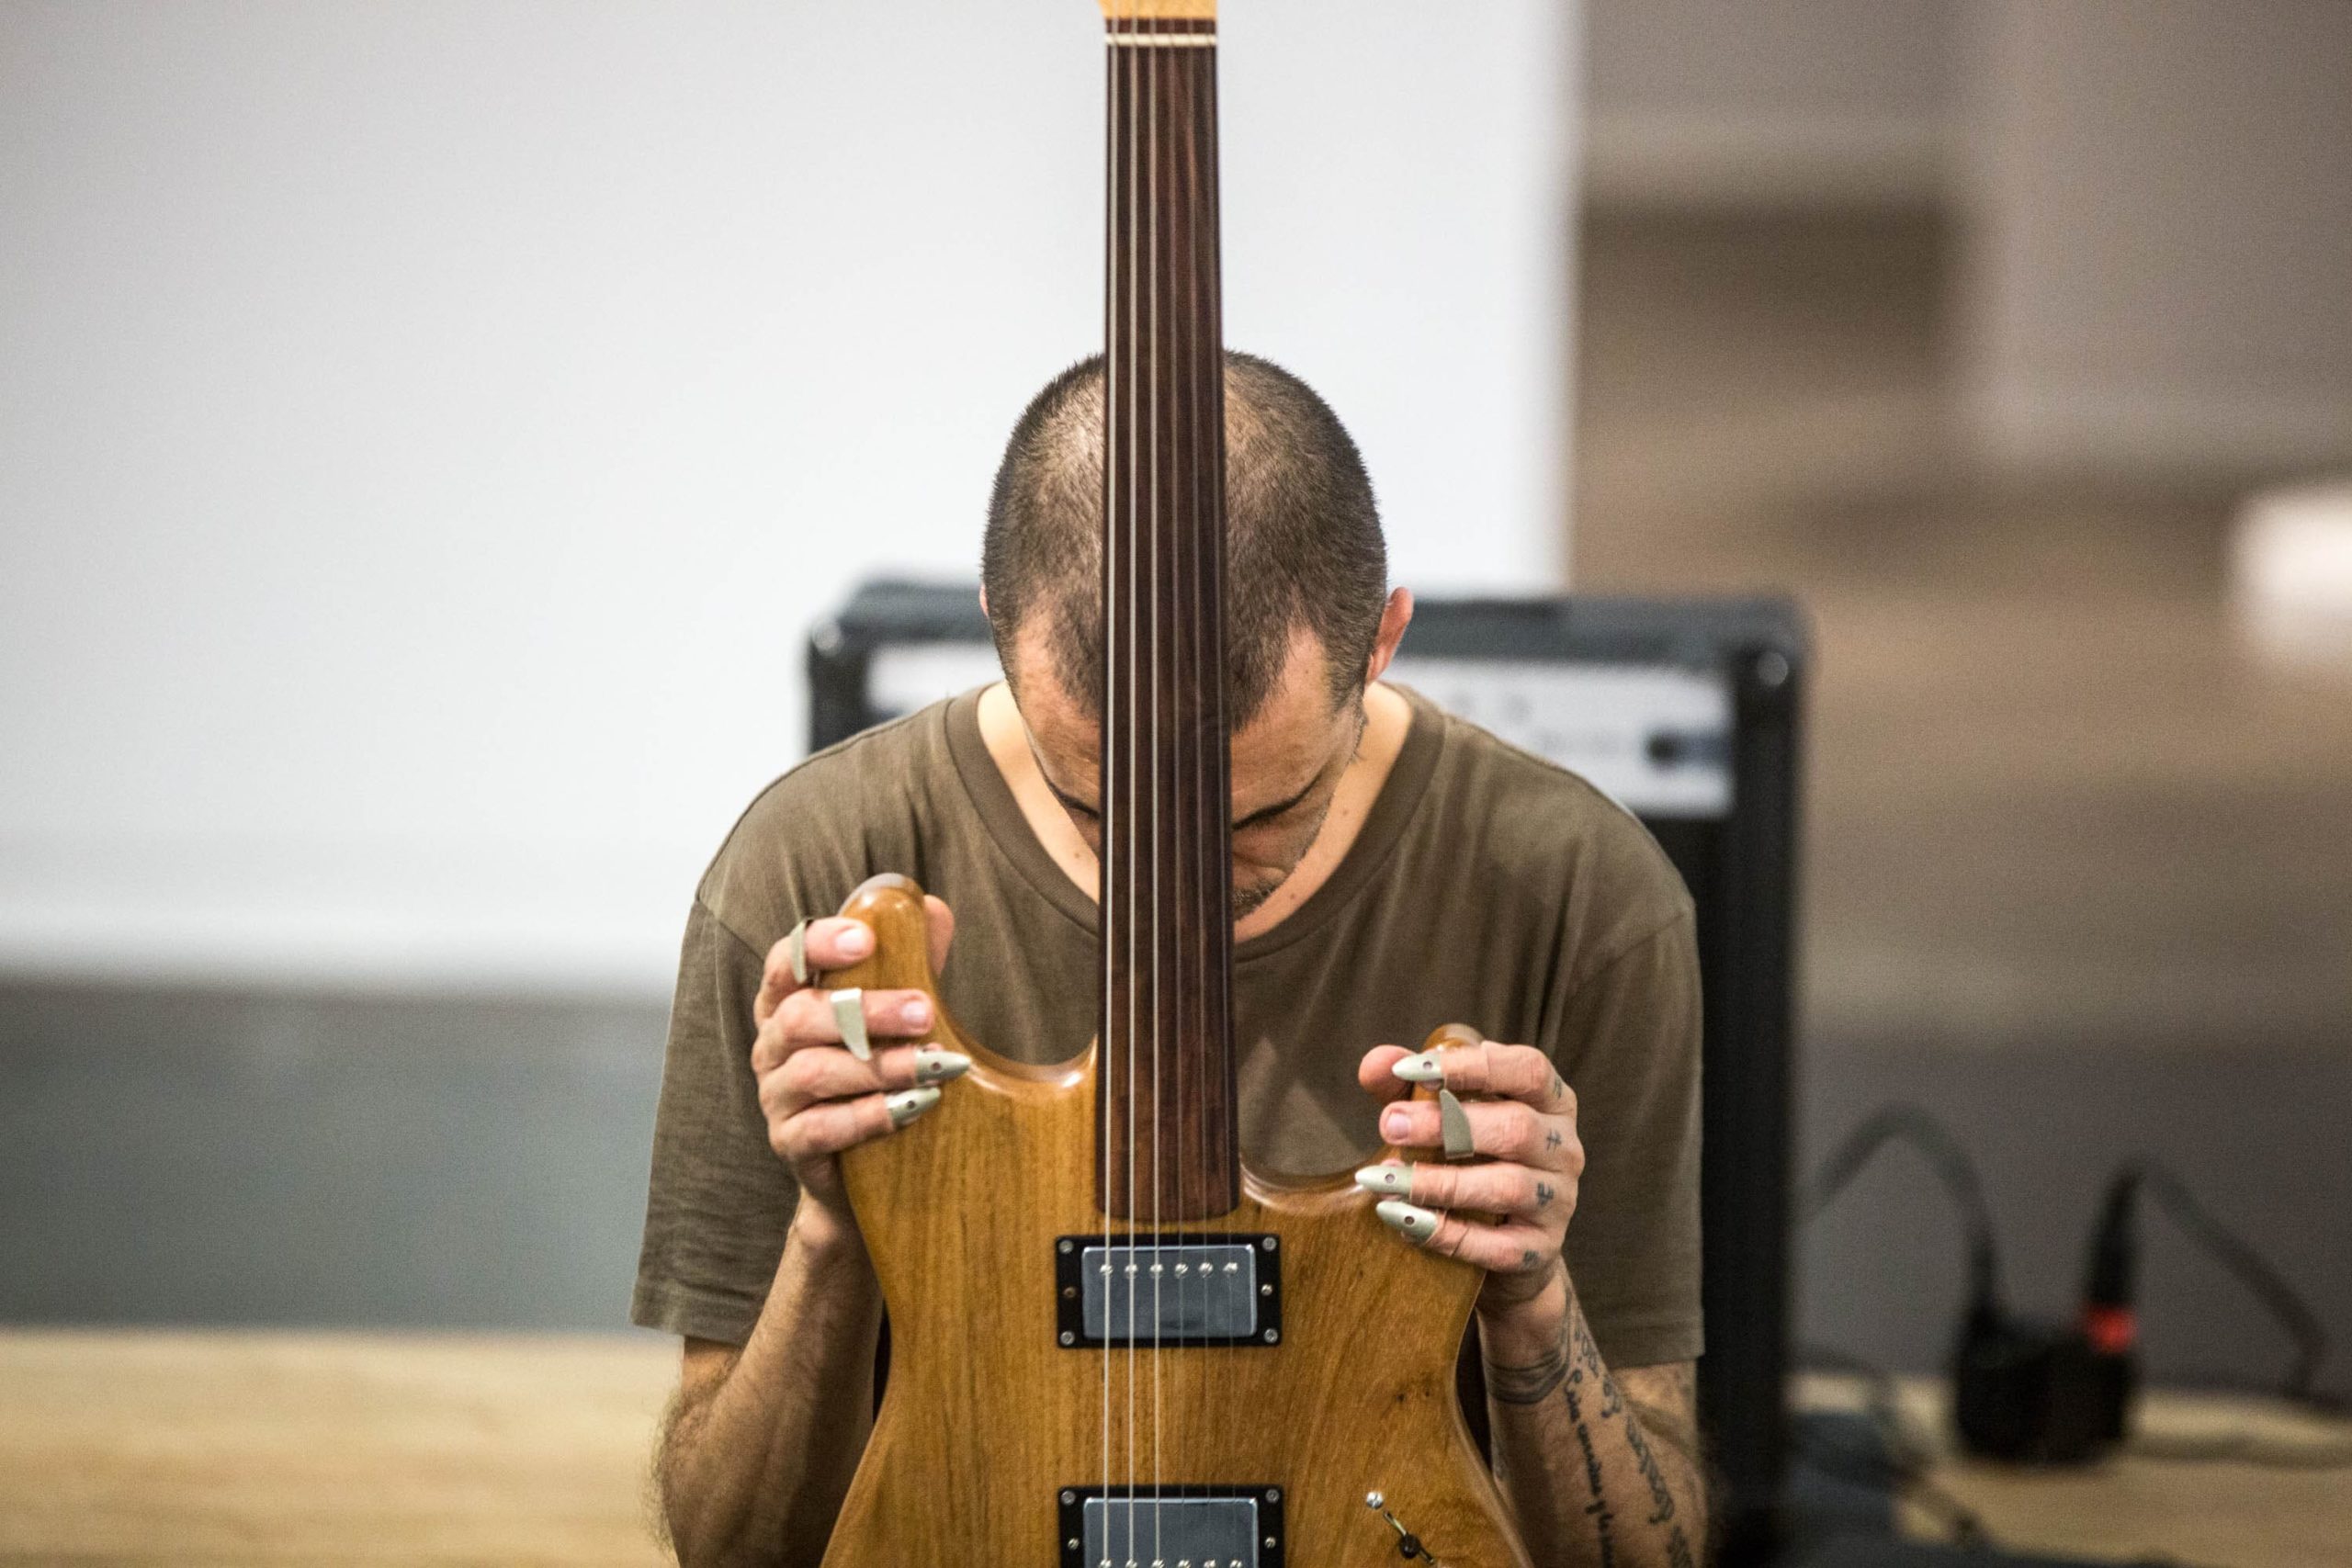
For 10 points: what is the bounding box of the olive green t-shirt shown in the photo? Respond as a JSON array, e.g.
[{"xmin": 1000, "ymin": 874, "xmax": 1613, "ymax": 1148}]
[{"xmin": 632, "ymin": 684, "xmax": 1703, "ymax": 1368}]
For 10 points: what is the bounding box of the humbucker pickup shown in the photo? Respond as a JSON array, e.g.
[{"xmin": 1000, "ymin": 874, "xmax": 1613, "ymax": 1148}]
[
  {"xmin": 1058, "ymin": 1485, "xmax": 1285, "ymax": 1568},
  {"xmin": 1054, "ymin": 1233, "xmax": 1283, "ymax": 1348}
]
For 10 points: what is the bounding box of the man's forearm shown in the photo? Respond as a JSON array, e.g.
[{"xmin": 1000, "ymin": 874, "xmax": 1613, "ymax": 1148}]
[
  {"xmin": 659, "ymin": 1204, "xmax": 883, "ymax": 1568},
  {"xmin": 1482, "ymin": 1280, "xmax": 1707, "ymax": 1568}
]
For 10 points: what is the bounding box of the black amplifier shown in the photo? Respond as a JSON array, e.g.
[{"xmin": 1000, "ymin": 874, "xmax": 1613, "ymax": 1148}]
[{"xmin": 808, "ymin": 580, "xmax": 1805, "ymax": 1563}]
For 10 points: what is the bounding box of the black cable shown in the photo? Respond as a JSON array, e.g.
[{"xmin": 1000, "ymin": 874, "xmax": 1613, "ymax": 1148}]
[
  {"xmin": 2119, "ymin": 1158, "xmax": 2338, "ymax": 1414},
  {"xmin": 1803, "ymin": 1102, "xmax": 2352, "ymax": 1484},
  {"xmin": 1803, "ymin": 1102, "xmax": 2003, "ymax": 1316},
  {"xmin": 1792, "ymin": 1342, "xmax": 1996, "ymax": 1549}
]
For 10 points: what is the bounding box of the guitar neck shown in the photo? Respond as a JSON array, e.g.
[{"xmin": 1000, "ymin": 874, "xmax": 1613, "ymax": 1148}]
[{"xmin": 1097, "ymin": 3, "xmax": 1236, "ymax": 1221}]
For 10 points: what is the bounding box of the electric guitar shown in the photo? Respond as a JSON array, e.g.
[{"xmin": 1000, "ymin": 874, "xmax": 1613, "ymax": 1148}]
[{"xmin": 815, "ymin": 6, "xmax": 1532, "ymax": 1562}]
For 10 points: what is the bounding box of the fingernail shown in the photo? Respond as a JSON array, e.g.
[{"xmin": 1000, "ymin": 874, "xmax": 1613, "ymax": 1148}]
[
  {"xmin": 886, "ymin": 1086, "xmax": 941, "ymax": 1127},
  {"xmin": 913, "ymin": 1047, "xmax": 970, "ymax": 1086},
  {"xmin": 1391, "ymin": 1053, "xmax": 1445, "ymax": 1083},
  {"xmin": 901, "ymin": 998, "xmax": 932, "ymax": 1028},
  {"xmin": 1375, "ymin": 1199, "xmax": 1440, "ymax": 1240},
  {"xmin": 1381, "ymin": 1105, "xmax": 1412, "ymax": 1139},
  {"xmin": 1354, "ymin": 1163, "xmax": 1411, "ymax": 1196},
  {"xmin": 839, "ymin": 925, "xmax": 873, "ymax": 954}
]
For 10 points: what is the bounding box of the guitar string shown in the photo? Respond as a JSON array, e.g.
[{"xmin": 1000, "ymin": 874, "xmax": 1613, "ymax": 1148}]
[
  {"xmin": 1101, "ymin": 2, "xmax": 1123, "ymax": 1550},
  {"xmin": 1146, "ymin": 4, "xmax": 1164, "ymax": 1556},
  {"xmin": 1124, "ymin": 0, "xmax": 1141, "ymax": 1549},
  {"xmin": 1167, "ymin": 1, "xmax": 1187, "ymax": 1542},
  {"xmin": 1174, "ymin": 10, "xmax": 1197, "ymax": 1532},
  {"xmin": 1206, "ymin": 21, "xmax": 1229, "ymax": 1534},
  {"xmin": 1185, "ymin": 15, "xmax": 1204, "ymax": 1532}
]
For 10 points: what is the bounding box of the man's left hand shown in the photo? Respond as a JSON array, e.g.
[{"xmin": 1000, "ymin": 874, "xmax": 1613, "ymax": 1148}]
[{"xmin": 1354, "ymin": 1039, "xmax": 1583, "ymax": 1322}]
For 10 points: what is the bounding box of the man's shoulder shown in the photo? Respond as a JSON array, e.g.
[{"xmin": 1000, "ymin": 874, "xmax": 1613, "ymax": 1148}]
[
  {"xmin": 694, "ymin": 696, "xmax": 964, "ymax": 942},
  {"xmin": 1410, "ymin": 694, "xmax": 1694, "ymax": 976}
]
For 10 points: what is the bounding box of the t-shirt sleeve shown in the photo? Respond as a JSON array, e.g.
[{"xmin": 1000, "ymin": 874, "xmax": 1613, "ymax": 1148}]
[
  {"xmin": 1553, "ymin": 910, "xmax": 1704, "ymax": 1370},
  {"xmin": 630, "ymin": 897, "xmax": 800, "ymax": 1345}
]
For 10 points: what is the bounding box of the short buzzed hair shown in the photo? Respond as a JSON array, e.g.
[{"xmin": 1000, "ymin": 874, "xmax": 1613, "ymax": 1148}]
[{"xmin": 980, "ymin": 351, "xmax": 1387, "ymax": 728}]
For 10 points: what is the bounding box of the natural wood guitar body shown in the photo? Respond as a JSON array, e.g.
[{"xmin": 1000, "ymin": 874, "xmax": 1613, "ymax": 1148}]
[{"xmin": 823, "ymin": 876, "xmax": 1531, "ymax": 1567}]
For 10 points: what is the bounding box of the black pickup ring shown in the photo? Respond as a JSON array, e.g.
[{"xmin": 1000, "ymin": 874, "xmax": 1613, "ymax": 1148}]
[
  {"xmin": 1054, "ymin": 1232, "xmax": 1283, "ymax": 1348},
  {"xmin": 1057, "ymin": 1483, "xmax": 1285, "ymax": 1568}
]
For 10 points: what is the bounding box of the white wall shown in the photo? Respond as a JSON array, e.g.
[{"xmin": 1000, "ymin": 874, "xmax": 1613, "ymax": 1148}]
[{"xmin": 0, "ymin": 1, "xmax": 1577, "ymax": 994}]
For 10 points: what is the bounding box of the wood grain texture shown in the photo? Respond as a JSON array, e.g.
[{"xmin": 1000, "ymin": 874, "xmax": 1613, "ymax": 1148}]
[{"xmin": 827, "ymin": 875, "xmax": 1532, "ymax": 1567}]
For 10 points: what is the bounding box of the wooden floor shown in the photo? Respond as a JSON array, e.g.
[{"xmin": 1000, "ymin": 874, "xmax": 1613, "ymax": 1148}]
[
  {"xmin": 0, "ymin": 1332, "xmax": 675, "ymax": 1567},
  {"xmin": 5, "ymin": 1333, "xmax": 2347, "ymax": 1567}
]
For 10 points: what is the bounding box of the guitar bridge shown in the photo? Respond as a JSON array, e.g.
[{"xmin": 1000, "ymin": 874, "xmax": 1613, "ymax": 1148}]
[{"xmin": 1055, "ymin": 1234, "xmax": 1283, "ymax": 1348}]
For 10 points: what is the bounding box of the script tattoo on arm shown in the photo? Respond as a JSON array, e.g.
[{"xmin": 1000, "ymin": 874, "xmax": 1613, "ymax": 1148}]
[
  {"xmin": 1561, "ymin": 1318, "xmax": 1618, "ymax": 1566},
  {"xmin": 1576, "ymin": 1314, "xmax": 1709, "ymax": 1566}
]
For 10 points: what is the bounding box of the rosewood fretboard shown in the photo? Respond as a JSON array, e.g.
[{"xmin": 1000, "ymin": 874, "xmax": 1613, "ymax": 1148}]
[{"xmin": 1097, "ymin": 7, "xmax": 1234, "ymax": 1221}]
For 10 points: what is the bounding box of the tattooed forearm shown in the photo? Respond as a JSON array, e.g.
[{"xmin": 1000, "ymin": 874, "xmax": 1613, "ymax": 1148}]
[
  {"xmin": 1484, "ymin": 1310, "xmax": 1573, "ymax": 1404},
  {"xmin": 1623, "ymin": 1360, "xmax": 1706, "ymax": 1490},
  {"xmin": 1622, "ymin": 1407, "xmax": 1677, "ymax": 1524},
  {"xmin": 1563, "ymin": 1354, "xmax": 1618, "ymax": 1567},
  {"xmin": 1570, "ymin": 1312, "xmax": 1623, "ymax": 1419},
  {"xmin": 1486, "ymin": 1288, "xmax": 1708, "ymax": 1568}
]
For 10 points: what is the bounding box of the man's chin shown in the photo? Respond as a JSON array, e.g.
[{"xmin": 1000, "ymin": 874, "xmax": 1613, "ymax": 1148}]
[{"xmin": 1229, "ymin": 879, "xmax": 1281, "ymax": 920}]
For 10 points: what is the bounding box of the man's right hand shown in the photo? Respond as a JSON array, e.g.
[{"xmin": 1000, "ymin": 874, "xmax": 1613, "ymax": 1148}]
[{"xmin": 751, "ymin": 897, "xmax": 965, "ymax": 1222}]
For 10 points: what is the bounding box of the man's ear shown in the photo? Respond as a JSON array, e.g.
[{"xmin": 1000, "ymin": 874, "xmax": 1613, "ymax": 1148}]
[
  {"xmin": 978, "ymin": 587, "xmax": 991, "ymax": 626},
  {"xmin": 1363, "ymin": 587, "xmax": 1414, "ymax": 683}
]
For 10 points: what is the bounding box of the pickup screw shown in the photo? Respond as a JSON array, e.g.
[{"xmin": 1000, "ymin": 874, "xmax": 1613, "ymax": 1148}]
[
  {"xmin": 1059, "ymin": 1331, "xmax": 1076, "ymax": 1346},
  {"xmin": 1366, "ymin": 1492, "xmax": 1385, "ymax": 1508}
]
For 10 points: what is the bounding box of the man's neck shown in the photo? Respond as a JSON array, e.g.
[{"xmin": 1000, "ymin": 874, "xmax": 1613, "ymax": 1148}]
[{"xmin": 976, "ymin": 679, "xmax": 1414, "ymax": 942}]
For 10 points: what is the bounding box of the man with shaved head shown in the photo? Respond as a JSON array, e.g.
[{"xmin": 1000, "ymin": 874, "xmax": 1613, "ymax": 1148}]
[{"xmin": 637, "ymin": 354, "xmax": 1709, "ymax": 1568}]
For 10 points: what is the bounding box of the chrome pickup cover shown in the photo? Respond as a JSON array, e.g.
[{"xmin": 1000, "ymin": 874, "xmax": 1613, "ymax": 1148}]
[
  {"xmin": 1055, "ymin": 1234, "xmax": 1282, "ymax": 1347},
  {"xmin": 1059, "ymin": 1487, "xmax": 1285, "ymax": 1568}
]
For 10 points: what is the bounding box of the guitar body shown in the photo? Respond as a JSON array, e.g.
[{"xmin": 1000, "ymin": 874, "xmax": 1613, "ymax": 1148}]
[{"xmin": 823, "ymin": 876, "xmax": 1531, "ymax": 1568}]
